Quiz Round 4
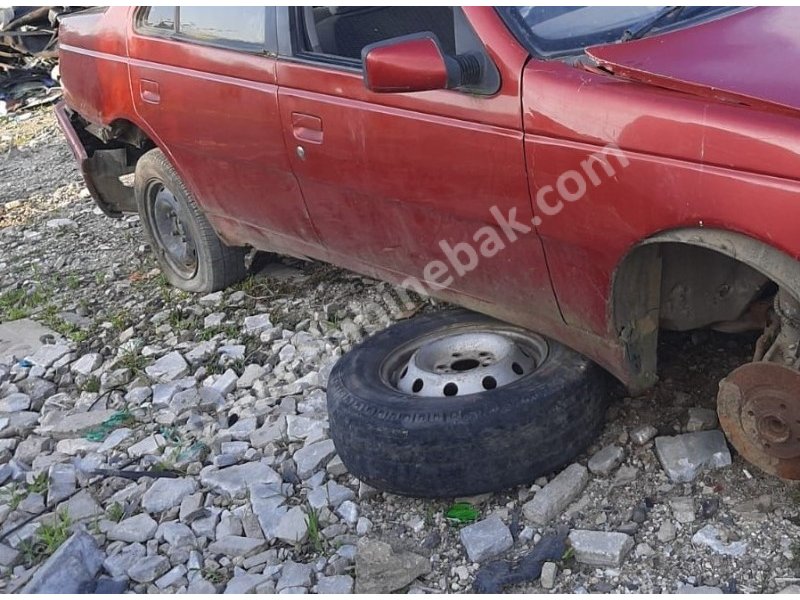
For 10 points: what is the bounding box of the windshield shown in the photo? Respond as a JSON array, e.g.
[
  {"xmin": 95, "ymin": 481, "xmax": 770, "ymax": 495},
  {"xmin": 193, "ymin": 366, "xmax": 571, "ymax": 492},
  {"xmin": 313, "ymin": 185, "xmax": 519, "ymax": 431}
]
[{"xmin": 502, "ymin": 6, "xmax": 736, "ymax": 58}]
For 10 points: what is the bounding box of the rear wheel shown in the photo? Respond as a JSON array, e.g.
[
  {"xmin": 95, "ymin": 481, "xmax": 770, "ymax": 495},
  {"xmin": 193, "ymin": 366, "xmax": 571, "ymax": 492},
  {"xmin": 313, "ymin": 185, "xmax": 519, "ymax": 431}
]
[
  {"xmin": 135, "ymin": 149, "xmax": 246, "ymax": 293},
  {"xmin": 327, "ymin": 309, "xmax": 609, "ymax": 497}
]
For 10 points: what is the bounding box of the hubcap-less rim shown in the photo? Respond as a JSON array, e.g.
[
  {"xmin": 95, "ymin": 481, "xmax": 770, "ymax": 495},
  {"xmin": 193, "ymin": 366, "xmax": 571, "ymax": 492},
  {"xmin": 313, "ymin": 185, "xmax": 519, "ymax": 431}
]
[
  {"xmin": 149, "ymin": 183, "xmax": 197, "ymax": 279},
  {"xmin": 384, "ymin": 326, "xmax": 548, "ymax": 398}
]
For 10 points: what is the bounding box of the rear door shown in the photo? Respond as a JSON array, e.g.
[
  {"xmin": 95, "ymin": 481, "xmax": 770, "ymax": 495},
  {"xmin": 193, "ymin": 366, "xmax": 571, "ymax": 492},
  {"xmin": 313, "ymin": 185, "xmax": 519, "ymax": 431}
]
[
  {"xmin": 127, "ymin": 7, "xmax": 320, "ymax": 252},
  {"xmin": 275, "ymin": 7, "xmax": 561, "ymax": 327}
]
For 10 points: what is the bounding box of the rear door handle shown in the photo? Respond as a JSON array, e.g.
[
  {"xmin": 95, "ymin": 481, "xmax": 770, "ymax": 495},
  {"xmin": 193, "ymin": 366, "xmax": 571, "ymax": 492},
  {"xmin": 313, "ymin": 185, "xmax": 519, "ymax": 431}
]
[
  {"xmin": 140, "ymin": 79, "xmax": 160, "ymax": 104},
  {"xmin": 291, "ymin": 112, "xmax": 323, "ymax": 144}
]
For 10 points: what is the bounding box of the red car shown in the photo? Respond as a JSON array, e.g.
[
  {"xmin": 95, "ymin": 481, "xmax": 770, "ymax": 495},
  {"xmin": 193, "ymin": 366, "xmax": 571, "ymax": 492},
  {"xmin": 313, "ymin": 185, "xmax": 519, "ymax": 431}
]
[{"xmin": 56, "ymin": 6, "xmax": 800, "ymax": 493}]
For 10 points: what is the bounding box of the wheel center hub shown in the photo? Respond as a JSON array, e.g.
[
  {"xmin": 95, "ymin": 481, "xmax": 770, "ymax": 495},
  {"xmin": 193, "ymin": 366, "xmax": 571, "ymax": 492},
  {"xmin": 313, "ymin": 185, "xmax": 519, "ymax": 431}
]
[
  {"xmin": 740, "ymin": 387, "xmax": 800, "ymax": 456},
  {"xmin": 718, "ymin": 362, "xmax": 800, "ymax": 477},
  {"xmin": 395, "ymin": 330, "xmax": 544, "ymax": 397},
  {"xmin": 150, "ymin": 184, "xmax": 198, "ymax": 277}
]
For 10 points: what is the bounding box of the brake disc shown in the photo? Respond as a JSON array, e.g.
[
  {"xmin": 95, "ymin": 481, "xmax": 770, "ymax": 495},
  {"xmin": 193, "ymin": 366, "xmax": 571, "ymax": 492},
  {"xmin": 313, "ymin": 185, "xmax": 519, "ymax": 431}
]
[{"xmin": 717, "ymin": 362, "xmax": 800, "ymax": 479}]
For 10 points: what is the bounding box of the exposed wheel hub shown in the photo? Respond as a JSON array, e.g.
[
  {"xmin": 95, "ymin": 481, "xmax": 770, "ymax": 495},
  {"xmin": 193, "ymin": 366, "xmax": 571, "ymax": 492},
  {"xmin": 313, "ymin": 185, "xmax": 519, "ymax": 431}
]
[
  {"xmin": 718, "ymin": 361, "xmax": 800, "ymax": 478},
  {"xmin": 150, "ymin": 184, "xmax": 198, "ymax": 278},
  {"xmin": 393, "ymin": 329, "xmax": 547, "ymax": 398}
]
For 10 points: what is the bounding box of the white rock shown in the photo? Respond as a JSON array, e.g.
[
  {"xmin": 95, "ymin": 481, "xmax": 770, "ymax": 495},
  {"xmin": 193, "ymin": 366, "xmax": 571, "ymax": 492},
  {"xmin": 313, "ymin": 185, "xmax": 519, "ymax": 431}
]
[
  {"xmin": 224, "ymin": 572, "xmax": 273, "ymax": 594},
  {"xmin": 540, "ymin": 561, "xmax": 557, "ymax": 589},
  {"xmin": 185, "ymin": 341, "xmax": 216, "ymax": 366},
  {"xmin": 198, "ymin": 291, "xmax": 223, "ymax": 306},
  {"xmin": 587, "ymin": 445, "xmax": 624, "ymax": 475},
  {"xmin": 669, "ymin": 497, "xmax": 696, "ymax": 524},
  {"xmin": 103, "ymin": 543, "xmax": 145, "ymax": 578},
  {"xmin": 145, "ymin": 351, "xmax": 189, "ymax": 383},
  {"xmin": 294, "ymin": 439, "xmax": 336, "ymax": 479},
  {"xmin": 277, "ymin": 561, "xmax": 314, "ymax": 591},
  {"xmin": 244, "ymin": 314, "xmax": 272, "ymax": 334},
  {"xmin": 654, "ymin": 430, "xmax": 732, "ymax": 483},
  {"xmin": 317, "ymin": 574, "xmax": 354, "ymax": 594},
  {"xmin": 326, "ymin": 455, "xmax": 348, "ymax": 477},
  {"xmin": 28, "ymin": 344, "xmax": 70, "ymax": 368},
  {"xmin": 127, "ymin": 434, "xmax": 165, "ymax": 458},
  {"xmin": 109, "ymin": 513, "xmax": 158, "ymax": 543},
  {"xmin": 211, "ymin": 369, "xmax": 238, "ymax": 395},
  {"xmin": 0, "ymin": 393, "xmax": 30, "ymax": 412},
  {"xmin": 237, "ymin": 363, "xmax": 265, "ymax": 389},
  {"xmin": 200, "ymin": 461, "xmax": 282, "ymax": 498},
  {"xmin": 336, "ymin": 500, "xmax": 359, "ymax": 525},
  {"xmin": 47, "ymin": 463, "xmax": 76, "ymax": 506},
  {"xmin": 204, "ymin": 312, "xmax": 225, "ymax": 328},
  {"xmin": 356, "ymin": 517, "xmax": 372, "ymax": 536},
  {"xmin": 523, "ymin": 463, "xmax": 588, "ymax": 524},
  {"xmin": 142, "ymin": 478, "xmax": 197, "ymax": 513},
  {"xmin": 459, "ymin": 516, "xmax": 513, "ymax": 563},
  {"xmin": 568, "ymin": 530, "xmax": 634, "ymax": 567},
  {"xmin": 39, "ymin": 409, "xmax": 117, "ymax": 439},
  {"xmin": 286, "ymin": 415, "xmax": 327, "ymax": 442},
  {"xmin": 657, "ymin": 521, "xmax": 676, "ymax": 542},
  {"xmin": 156, "ymin": 564, "xmax": 187, "ymax": 589},
  {"xmin": 251, "ymin": 416, "xmax": 287, "ymax": 448},
  {"xmin": 691, "ymin": 525, "xmax": 747, "ymax": 556},
  {"xmin": 275, "ymin": 506, "xmax": 309, "ymax": 544},
  {"xmin": 97, "ymin": 428, "xmax": 132, "ymax": 453},
  {"xmin": 128, "ymin": 555, "xmax": 170, "ymax": 583},
  {"xmin": 630, "ymin": 425, "xmax": 658, "ymax": 445},
  {"xmin": 46, "ymin": 218, "xmax": 77, "ymax": 229},
  {"xmin": 160, "ymin": 522, "xmax": 196, "ymax": 548},
  {"xmin": 208, "ymin": 535, "xmax": 266, "ymax": 557},
  {"xmin": 55, "ymin": 438, "xmax": 100, "ymax": 455}
]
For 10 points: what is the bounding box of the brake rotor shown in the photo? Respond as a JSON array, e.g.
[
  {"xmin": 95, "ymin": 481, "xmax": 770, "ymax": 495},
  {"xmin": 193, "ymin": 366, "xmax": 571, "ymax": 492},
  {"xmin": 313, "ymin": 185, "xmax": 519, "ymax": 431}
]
[{"xmin": 717, "ymin": 362, "xmax": 800, "ymax": 479}]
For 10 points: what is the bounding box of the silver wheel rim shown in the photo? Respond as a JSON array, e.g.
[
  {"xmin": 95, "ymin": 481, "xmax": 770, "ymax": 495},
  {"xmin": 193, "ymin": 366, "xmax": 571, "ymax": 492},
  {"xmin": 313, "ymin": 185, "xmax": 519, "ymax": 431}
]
[{"xmin": 383, "ymin": 325, "xmax": 549, "ymax": 398}]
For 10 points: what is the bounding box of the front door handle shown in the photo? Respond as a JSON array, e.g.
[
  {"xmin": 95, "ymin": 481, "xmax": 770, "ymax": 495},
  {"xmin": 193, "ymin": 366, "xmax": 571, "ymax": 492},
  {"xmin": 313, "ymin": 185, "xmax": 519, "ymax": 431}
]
[
  {"xmin": 140, "ymin": 79, "xmax": 160, "ymax": 104},
  {"xmin": 291, "ymin": 112, "xmax": 323, "ymax": 144}
]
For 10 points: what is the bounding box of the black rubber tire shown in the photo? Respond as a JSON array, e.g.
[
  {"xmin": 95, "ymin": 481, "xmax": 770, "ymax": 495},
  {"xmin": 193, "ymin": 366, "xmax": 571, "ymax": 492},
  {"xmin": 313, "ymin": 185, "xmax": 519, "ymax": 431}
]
[
  {"xmin": 327, "ymin": 309, "xmax": 608, "ymax": 497},
  {"xmin": 135, "ymin": 149, "xmax": 247, "ymax": 293}
]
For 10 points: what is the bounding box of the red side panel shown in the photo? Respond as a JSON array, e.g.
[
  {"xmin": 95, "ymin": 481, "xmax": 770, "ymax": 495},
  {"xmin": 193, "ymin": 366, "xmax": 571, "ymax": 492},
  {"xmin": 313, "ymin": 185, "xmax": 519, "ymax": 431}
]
[
  {"xmin": 58, "ymin": 7, "xmax": 135, "ymax": 125},
  {"xmin": 522, "ymin": 59, "xmax": 800, "ymax": 338}
]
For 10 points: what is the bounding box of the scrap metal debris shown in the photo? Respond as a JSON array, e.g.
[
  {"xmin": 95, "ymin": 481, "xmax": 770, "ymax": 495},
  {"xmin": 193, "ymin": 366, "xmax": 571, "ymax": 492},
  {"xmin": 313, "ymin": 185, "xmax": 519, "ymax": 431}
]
[{"xmin": 0, "ymin": 6, "xmax": 81, "ymax": 116}]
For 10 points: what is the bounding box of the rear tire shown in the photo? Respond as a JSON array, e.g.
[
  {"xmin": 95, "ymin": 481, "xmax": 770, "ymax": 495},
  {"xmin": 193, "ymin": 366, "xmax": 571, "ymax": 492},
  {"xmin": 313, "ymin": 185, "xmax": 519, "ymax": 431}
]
[
  {"xmin": 327, "ymin": 309, "xmax": 609, "ymax": 497},
  {"xmin": 135, "ymin": 149, "xmax": 246, "ymax": 293}
]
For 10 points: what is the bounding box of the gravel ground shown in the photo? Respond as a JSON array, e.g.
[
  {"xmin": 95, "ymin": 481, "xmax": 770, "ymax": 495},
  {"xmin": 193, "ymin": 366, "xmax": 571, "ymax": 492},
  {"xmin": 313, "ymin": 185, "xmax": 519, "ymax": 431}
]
[{"xmin": 1, "ymin": 108, "xmax": 799, "ymax": 594}]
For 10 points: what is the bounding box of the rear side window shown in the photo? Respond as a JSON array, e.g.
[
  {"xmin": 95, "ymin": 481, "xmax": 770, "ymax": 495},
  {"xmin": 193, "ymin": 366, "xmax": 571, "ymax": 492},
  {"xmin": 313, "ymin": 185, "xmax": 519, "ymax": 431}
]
[
  {"xmin": 143, "ymin": 6, "xmax": 176, "ymax": 31},
  {"xmin": 138, "ymin": 7, "xmax": 265, "ymax": 50},
  {"xmin": 179, "ymin": 7, "xmax": 264, "ymax": 46}
]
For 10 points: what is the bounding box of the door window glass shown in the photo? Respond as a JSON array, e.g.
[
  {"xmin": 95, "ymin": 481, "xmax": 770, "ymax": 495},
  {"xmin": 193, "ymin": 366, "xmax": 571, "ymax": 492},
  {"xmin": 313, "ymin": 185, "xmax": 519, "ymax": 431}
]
[{"xmin": 179, "ymin": 7, "xmax": 265, "ymax": 46}]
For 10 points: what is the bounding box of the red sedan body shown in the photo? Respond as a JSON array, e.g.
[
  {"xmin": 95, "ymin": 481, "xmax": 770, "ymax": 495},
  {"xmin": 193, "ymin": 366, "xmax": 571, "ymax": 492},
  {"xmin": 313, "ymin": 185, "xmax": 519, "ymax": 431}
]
[{"xmin": 55, "ymin": 6, "xmax": 800, "ymax": 396}]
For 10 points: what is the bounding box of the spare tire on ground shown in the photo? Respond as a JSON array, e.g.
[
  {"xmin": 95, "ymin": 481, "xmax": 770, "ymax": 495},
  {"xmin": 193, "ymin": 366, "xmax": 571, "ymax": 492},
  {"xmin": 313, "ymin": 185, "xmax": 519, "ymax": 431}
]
[{"xmin": 326, "ymin": 309, "xmax": 609, "ymax": 497}]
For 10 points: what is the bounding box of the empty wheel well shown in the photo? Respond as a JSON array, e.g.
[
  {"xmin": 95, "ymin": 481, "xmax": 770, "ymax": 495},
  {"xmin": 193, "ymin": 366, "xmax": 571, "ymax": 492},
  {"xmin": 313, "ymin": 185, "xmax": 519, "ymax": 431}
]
[
  {"xmin": 612, "ymin": 228, "xmax": 800, "ymax": 391},
  {"xmin": 71, "ymin": 114, "xmax": 157, "ymax": 216}
]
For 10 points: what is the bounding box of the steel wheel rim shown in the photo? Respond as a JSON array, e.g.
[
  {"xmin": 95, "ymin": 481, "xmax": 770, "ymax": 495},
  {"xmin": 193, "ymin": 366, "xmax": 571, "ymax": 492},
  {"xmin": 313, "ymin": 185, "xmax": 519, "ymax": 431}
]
[
  {"xmin": 381, "ymin": 324, "xmax": 549, "ymax": 398},
  {"xmin": 148, "ymin": 182, "xmax": 198, "ymax": 279}
]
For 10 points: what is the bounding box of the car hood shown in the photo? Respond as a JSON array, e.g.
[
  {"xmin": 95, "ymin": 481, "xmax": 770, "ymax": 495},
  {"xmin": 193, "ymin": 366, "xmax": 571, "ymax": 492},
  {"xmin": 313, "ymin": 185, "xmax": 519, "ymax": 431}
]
[{"xmin": 586, "ymin": 7, "xmax": 800, "ymax": 114}]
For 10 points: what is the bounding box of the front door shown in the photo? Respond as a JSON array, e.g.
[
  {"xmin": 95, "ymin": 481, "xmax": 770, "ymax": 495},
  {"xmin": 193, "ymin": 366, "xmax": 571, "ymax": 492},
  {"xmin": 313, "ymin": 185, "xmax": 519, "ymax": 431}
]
[{"xmin": 276, "ymin": 6, "xmax": 561, "ymax": 328}]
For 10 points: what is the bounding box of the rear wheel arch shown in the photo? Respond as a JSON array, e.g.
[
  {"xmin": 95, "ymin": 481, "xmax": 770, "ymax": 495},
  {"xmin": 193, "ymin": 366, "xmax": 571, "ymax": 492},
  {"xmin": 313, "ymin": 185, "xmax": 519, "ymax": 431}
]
[
  {"xmin": 611, "ymin": 228, "xmax": 800, "ymax": 391},
  {"xmin": 104, "ymin": 117, "xmax": 156, "ymax": 151}
]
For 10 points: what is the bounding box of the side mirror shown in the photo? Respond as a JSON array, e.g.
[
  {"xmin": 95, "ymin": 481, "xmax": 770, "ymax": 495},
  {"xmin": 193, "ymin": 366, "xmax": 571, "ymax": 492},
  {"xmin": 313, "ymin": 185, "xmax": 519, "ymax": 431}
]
[{"xmin": 362, "ymin": 33, "xmax": 480, "ymax": 94}]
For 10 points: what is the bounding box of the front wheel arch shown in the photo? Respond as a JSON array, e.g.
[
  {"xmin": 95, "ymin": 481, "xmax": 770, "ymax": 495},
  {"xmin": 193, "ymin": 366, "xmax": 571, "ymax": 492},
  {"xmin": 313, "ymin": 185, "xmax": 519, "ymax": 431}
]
[{"xmin": 611, "ymin": 228, "xmax": 800, "ymax": 392}]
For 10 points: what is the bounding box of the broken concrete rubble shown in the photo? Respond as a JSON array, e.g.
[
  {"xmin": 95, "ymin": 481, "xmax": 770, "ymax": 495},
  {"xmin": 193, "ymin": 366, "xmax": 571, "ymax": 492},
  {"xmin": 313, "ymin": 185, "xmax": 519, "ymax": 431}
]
[{"xmin": 654, "ymin": 430, "xmax": 732, "ymax": 483}]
